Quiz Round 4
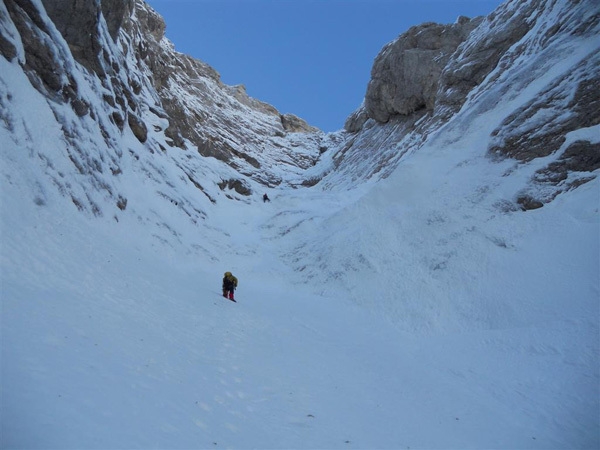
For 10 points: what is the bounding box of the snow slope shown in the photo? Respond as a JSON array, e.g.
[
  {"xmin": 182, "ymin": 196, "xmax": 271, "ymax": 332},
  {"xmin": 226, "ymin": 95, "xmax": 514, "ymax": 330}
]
[
  {"xmin": 3, "ymin": 144, "xmax": 598, "ymax": 449},
  {"xmin": 1, "ymin": 0, "xmax": 599, "ymax": 448},
  {"xmin": 2, "ymin": 88, "xmax": 599, "ymax": 448}
]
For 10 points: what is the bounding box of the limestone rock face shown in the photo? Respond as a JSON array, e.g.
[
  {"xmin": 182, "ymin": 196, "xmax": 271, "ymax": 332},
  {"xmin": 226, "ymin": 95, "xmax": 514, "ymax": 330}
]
[
  {"xmin": 343, "ymin": 105, "xmax": 368, "ymax": 133},
  {"xmin": 5, "ymin": 0, "xmax": 78, "ymax": 100},
  {"xmin": 101, "ymin": 0, "xmax": 135, "ymax": 41},
  {"xmin": 40, "ymin": 0, "xmax": 100, "ymax": 59},
  {"xmin": 364, "ymin": 17, "xmax": 481, "ymax": 124},
  {"xmin": 126, "ymin": 3, "xmax": 324, "ymax": 186},
  {"xmin": 336, "ymin": 0, "xmax": 599, "ymax": 209},
  {"xmin": 40, "ymin": 0, "xmax": 133, "ymax": 74},
  {"xmin": 435, "ymin": 1, "xmax": 534, "ymax": 119},
  {"xmin": 281, "ymin": 113, "xmax": 319, "ymax": 133},
  {"xmin": 0, "ymin": 0, "xmax": 324, "ymax": 213}
]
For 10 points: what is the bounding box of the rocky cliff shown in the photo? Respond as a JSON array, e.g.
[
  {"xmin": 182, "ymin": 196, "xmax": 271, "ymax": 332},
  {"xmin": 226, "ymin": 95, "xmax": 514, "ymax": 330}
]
[
  {"xmin": 334, "ymin": 0, "xmax": 599, "ymax": 209},
  {"xmin": 1, "ymin": 0, "xmax": 325, "ymax": 209},
  {"xmin": 0, "ymin": 0, "xmax": 598, "ymax": 221}
]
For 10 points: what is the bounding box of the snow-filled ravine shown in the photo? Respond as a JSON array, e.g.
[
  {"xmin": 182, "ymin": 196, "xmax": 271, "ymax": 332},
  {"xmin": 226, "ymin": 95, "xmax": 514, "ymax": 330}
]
[
  {"xmin": 2, "ymin": 133, "xmax": 599, "ymax": 449},
  {"xmin": 1, "ymin": 0, "xmax": 599, "ymax": 447}
]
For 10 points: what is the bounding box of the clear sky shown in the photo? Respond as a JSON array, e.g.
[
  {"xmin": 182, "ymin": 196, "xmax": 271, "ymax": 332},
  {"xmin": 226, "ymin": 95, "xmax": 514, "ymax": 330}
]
[{"xmin": 144, "ymin": 0, "xmax": 504, "ymax": 132}]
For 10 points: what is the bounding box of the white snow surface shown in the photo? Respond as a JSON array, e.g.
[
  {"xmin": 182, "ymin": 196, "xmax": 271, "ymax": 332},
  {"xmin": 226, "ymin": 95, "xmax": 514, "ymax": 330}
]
[{"xmin": 1, "ymin": 0, "xmax": 600, "ymax": 449}]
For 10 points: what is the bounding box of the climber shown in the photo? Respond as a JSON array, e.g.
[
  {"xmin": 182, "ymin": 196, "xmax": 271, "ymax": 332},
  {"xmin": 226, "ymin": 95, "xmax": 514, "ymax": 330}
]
[
  {"xmin": 222, "ymin": 271, "xmax": 238, "ymax": 302},
  {"xmin": 263, "ymin": 193, "xmax": 270, "ymax": 203}
]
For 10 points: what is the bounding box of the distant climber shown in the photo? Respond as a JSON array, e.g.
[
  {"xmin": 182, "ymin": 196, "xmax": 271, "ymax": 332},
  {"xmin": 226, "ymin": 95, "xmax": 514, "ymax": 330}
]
[
  {"xmin": 263, "ymin": 193, "xmax": 270, "ymax": 203},
  {"xmin": 222, "ymin": 271, "xmax": 238, "ymax": 302}
]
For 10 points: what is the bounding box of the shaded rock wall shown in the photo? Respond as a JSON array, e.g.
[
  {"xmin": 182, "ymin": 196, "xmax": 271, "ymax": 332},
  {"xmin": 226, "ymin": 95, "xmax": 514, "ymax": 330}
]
[{"xmin": 365, "ymin": 16, "xmax": 482, "ymax": 124}]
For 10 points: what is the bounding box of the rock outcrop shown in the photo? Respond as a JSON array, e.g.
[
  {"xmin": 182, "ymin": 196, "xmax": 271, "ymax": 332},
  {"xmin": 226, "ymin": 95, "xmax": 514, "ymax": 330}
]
[
  {"xmin": 363, "ymin": 16, "xmax": 482, "ymax": 125},
  {"xmin": 483, "ymin": 0, "xmax": 600, "ymax": 209},
  {"xmin": 40, "ymin": 0, "xmax": 135, "ymax": 74},
  {"xmin": 337, "ymin": 0, "xmax": 599, "ymax": 209}
]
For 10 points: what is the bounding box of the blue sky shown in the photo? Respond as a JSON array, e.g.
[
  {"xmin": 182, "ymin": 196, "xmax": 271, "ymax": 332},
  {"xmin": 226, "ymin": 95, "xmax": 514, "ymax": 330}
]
[{"xmin": 145, "ymin": 0, "xmax": 504, "ymax": 132}]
